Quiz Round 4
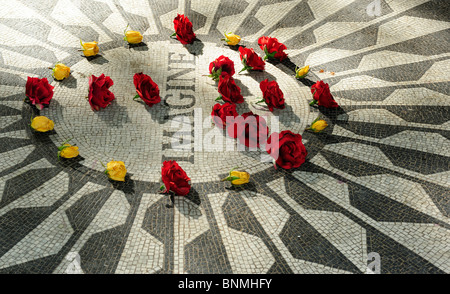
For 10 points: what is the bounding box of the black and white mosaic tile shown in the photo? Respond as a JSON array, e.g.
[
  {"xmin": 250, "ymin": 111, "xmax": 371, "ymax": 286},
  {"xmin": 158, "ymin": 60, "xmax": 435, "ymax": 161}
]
[{"xmin": 0, "ymin": 0, "xmax": 449, "ymax": 274}]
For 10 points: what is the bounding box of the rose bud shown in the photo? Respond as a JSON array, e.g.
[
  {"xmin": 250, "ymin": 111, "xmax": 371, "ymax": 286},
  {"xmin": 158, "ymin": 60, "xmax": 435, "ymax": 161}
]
[
  {"xmin": 160, "ymin": 160, "xmax": 191, "ymax": 196},
  {"xmin": 227, "ymin": 112, "xmax": 269, "ymax": 148},
  {"xmin": 133, "ymin": 72, "xmax": 161, "ymax": 107},
  {"xmin": 80, "ymin": 40, "xmax": 99, "ymax": 57},
  {"xmin": 211, "ymin": 102, "xmax": 238, "ymax": 129},
  {"xmin": 208, "ymin": 55, "xmax": 235, "ymax": 81},
  {"xmin": 256, "ymin": 79, "xmax": 285, "ymax": 112},
  {"xmin": 105, "ymin": 160, "xmax": 127, "ymax": 182},
  {"xmin": 217, "ymin": 73, "xmax": 244, "ymax": 104},
  {"xmin": 124, "ymin": 25, "xmax": 143, "ymax": 44},
  {"xmin": 310, "ymin": 80, "xmax": 339, "ymax": 108},
  {"xmin": 221, "ymin": 168, "xmax": 250, "ymax": 186},
  {"xmin": 88, "ymin": 74, "xmax": 115, "ymax": 111},
  {"xmin": 52, "ymin": 63, "xmax": 71, "ymax": 80},
  {"xmin": 266, "ymin": 130, "xmax": 307, "ymax": 169},
  {"xmin": 258, "ymin": 36, "xmax": 288, "ymax": 61},
  {"xmin": 25, "ymin": 76, "xmax": 54, "ymax": 110},
  {"xmin": 307, "ymin": 118, "xmax": 328, "ymax": 133},
  {"xmin": 172, "ymin": 14, "xmax": 196, "ymax": 45},
  {"xmin": 238, "ymin": 46, "xmax": 265, "ymax": 73},
  {"xmin": 222, "ymin": 32, "xmax": 241, "ymax": 46},
  {"xmin": 57, "ymin": 139, "xmax": 79, "ymax": 159},
  {"xmin": 295, "ymin": 65, "xmax": 309, "ymax": 79},
  {"xmin": 30, "ymin": 116, "xmax": 54, "ymax": 132}
]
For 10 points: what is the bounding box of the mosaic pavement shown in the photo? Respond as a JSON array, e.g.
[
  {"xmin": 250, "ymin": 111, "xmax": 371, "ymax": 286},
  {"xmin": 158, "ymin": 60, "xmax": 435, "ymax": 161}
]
[{"xmin": 0, "ymin": 0, "xmax": 449, "ymax": 274}]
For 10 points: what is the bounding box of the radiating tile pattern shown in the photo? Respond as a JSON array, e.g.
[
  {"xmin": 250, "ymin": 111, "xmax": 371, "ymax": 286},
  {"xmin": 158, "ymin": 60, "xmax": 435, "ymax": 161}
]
[{"xmin": 0, "ymin": 0, "xmax": 449, "ymax": 274}]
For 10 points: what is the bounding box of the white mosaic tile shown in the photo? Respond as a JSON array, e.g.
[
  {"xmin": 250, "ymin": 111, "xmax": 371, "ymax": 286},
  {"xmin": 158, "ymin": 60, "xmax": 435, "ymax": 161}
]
[
  {"xmin": 209, "ymin": 192, "xmax": 275, "ymax": 274},
  {"xmin": 0, "ymin": 171, "xmax": 69, "ymax": 217},
  {"xmin": 116, "ymin": 193, "xmax": 164, "ymax": 274}
]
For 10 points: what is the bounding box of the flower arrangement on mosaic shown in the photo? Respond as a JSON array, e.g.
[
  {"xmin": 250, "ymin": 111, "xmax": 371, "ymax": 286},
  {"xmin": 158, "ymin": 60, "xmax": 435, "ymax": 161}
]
[
  {"xmin": 221, "ymin": 167, "xmax": 250, "ymax": 186},
  {"xmin": 171, "ymin": 14, "xmax": 196, "ymax": 45},
  {"xmin": 221, "ymin": 32, "xmax": 241, "ymax": 46},
  {"xmin": 160, "ymin": 160, "xmax": 191, "ymax": 196}
]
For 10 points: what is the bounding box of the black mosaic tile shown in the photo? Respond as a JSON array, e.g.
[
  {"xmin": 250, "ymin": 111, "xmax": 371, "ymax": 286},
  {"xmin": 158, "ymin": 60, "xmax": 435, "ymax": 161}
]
[
  {"xmin": 366, "ymin": 226, "xmax": 446, "ymax": 274},
  {"xmin": 65, "ymin": 188, "xmax": 112, "ymax": 232},
  {"xmin": 0, "ymin": 207, "xmax": 52, "ymax": 259},
  {"xmin": 0, "ymin": 167, "xmax": 60, "ymax": 208},
  {"xmin": 184, "ymin": 229, "xmax": 233, "ymax": 274},
  {"xmin": 347, "ymin": 181, "xmax": 441, "ymax": 224},
  {"xmin": 279, "ymin": 214, "xmax": 362, "ymax": 273},
  {"xmin": 78, "ymin": 224, "xmax": 129, "ymax": 274},
  {"xmin": 328, "ymin": 26, "xmax": 379, "ymax": 51},
  {"xmin": 378, "ymin": 144, "xmax": 449, "ymax": 175},
  {"xmin": 142, "ymin": 196, "xmax": 174, "ymax": 274}
]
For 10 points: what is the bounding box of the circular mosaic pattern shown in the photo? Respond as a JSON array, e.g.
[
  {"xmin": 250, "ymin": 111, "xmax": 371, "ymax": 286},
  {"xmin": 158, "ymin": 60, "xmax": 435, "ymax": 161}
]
[
  {"xmin": 42, "ymin": 41, "xmax": 314, "ymax": 182},
  {"xmin": 0, "ymin": 0, "xmax": 449, "ymax": 275}
]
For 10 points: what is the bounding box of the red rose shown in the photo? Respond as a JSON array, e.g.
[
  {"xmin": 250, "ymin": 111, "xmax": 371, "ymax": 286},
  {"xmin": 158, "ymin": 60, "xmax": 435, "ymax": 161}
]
[
  {"xmin": 211, "ymin": 102, "xmax": 238, "ymax": 129},
  {"xmin": 217, "ymin": 73, "xmax": 244, "ymax": 104},
  {"xmin": 209, "ymin": 55, "xmax": 235, "ymax": 81},
  {"xmin": 173, "ymin": 14, "xmax": 196, "ymax": 45},
  {"xmin": 133, "ymin": 72, "xmax": 161, "ymax": 107},
  {"xmin": 260, "ymin": 79, "xmax": 285, "ymax": 112},
  {"xmin": 258, "ymin": 36, "xmax": 288, "ymax": 61},
  {"xmin": 25, "ymin": 77, "xmax": 54, "ymax": 110},
  {"xmin": 88, "ymin": 74, "xmax": 115, "ymax": 111},
  {"xmin": 227, "ymin": 112, "xmax": 269, "ymax": 148},
  {"xmin": 310, "ymin": 81, "xmax": 339, "ymax": 108},
  {"xmin": 161, "ymin": 160, "xmax": 191, "ymax": 196},
  {"xmin": 266, "ymin": 130, "xmax": 307, "ymax": 169},
  {"xmin": 238, "ymin": 46, "xmax": 265, "ymax": 72}
]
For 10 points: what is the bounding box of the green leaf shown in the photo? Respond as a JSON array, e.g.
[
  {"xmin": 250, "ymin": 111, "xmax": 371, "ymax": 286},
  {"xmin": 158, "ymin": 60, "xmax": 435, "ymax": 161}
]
[
  {"xmin": 215, "ymin": 96, "xmax": 223, "ymax": 101},
  {"xmin": 57, "ymin": 145, "xmax": 69, "ymax": 151}
]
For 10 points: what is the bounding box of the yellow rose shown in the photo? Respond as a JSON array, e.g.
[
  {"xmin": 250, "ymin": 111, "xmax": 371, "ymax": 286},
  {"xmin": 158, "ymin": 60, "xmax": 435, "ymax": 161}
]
[
  {"xmin": 52, "ymin": 63, "xmax": 70, "ymax": 80},
  {"xmin": 223, "ymin": 32, "xmax": 241, "ymax": 46},
  {"xmin": 229, "ymin": 171, "xmax": 250, "ymax": 185},
  {"xmin": 310, "ymin": 119, "xmax": 328, "ymax": 132},
  {"xmin": 124, "ymin": 30, "xmax": 143, "ymax": 44},
  {"xmin": 30, "ymin": 116, "xmax": 54, "ymax": 132},
  {"xmin": 221, "ymin": 168, "xmax": 250, "ymax": 185},
  {"xmin": 80, "ymin": 40, "xmax": 99, "ymax": 57},
  {"xmin": 295, "ymin": 65, "xmax": 309, "ymax": 79},
  {"xmin": 106, "ymin": 160, "xmax": 127, "ymax": 182},
  {"xmin": 58, "ymin": 144, "xmax": 79, "ymax": 159}
]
